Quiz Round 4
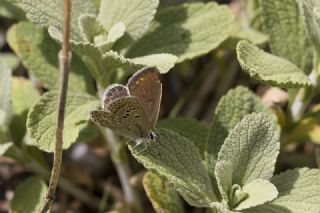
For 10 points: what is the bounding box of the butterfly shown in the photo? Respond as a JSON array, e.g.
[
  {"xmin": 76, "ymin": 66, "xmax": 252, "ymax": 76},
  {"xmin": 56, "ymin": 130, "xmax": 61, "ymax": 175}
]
[{"xmin": 90, "ymin": 67, "xmax": 162, "ymax": 142}]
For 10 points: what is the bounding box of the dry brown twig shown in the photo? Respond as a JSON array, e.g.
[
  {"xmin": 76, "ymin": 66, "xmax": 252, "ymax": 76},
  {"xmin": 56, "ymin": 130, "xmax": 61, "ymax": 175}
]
[{"xmin": 38, "ymin": 0, "xmax": 71, "ymax": 212}]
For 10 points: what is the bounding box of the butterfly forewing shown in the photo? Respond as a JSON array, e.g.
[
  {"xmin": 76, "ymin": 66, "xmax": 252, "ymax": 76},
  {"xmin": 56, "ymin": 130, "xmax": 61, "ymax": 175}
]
[
  {"xmin": 102, "ymin": 84, "xmax": 130, "ymax": 110},
  {"xmin": 91, "ymin": 96, "xmax": 151, "ymax": 139},
  {"xmin": 127, "ymin": 67, "xmax": 162, "ymax": 129}
]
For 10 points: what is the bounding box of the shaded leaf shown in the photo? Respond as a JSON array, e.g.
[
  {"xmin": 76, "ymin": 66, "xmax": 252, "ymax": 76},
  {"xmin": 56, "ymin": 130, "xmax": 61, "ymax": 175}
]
[
  {"xmin": 10, "ymin": 176, "xmax": 47, "ymax": 213},
  {"xmin": 0, "ymin": 0, "xmax": 25, "ymax": 20},
  {"xmin": 0, "ymin": 61, "xmax": 12, "ymax": 126},
  {"xmin": 27, "ymin": 91, "xmax": 99, "ymax": 152},
  {"xmin": 7, "ymin": 22, "xmax": 95, "ymax": 93},
  {"xmin": 98, "ymin": 0, "xmax": 159, "ymax": 40},
  {"xmin": 157, "ymin": 117, "xmax": 208, "ymax": 158},
  {"xmin": 10, "ymin": 77, "xmax": 39, "ymax": 142},
  {"xmin": 128, "ymin": 129, "xmax": 217, "ymax": 207},
  {"xmin": 298, "ymin": 0, "xmax": 320, "ymax": 55},
  {"xmin": 223, "ymin": 24, "xmax": 268, "ymax": 49},
  {"xmin": 260, "ymin": 0, "xmax": 312, "ymax": 72},
  {"xmin": 0, "ymin": 142, "xmax": 13, "ymax": 156},
  {"xmin": 246, "ymin": 168, "xmax": 320, "ymax": 213},
  {"xmin": 126, "ymin": 2, "xmax": 234, "ymax": 62},
  {"xmin": 143, "ymin": 172, "xmax": 184, "ymax": 213},
  {"xmin": 17, "ymin": 0, "xmax": 97, "ymax": 41},
  {"xmin": 236, "ymin": 40, "xmax": 311, "ymax": 88}
]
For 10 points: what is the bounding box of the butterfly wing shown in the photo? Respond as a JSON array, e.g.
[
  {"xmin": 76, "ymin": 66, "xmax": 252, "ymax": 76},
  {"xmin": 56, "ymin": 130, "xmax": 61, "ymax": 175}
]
[
  {"xmin": 127, "ymin": 67, "xmax": 162, "ymax": 129},
  {"xmin": 102, "ymin": 84, "xmax": 130, "ymax": 110},
  {"xmin": 90, "ymin": 96, "xmax": 151, "ymax": 139}
]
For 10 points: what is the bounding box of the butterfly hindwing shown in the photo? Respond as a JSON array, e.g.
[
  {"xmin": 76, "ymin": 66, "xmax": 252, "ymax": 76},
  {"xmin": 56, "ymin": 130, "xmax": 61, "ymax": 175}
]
[
  {"xmin": 102, "ymin": 84, "xmax": 130, "ymax": 110},
  {"xmin": 127, "ymin": 67, "xmax": 162, "ymax": 129}
]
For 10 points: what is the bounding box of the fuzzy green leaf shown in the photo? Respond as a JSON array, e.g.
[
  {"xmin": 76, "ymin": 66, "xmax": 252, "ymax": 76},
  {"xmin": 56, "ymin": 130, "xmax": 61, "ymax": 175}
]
[
  {"xmin": 0, "ymin": 61, "xmax": 12, "ymax": 126},
  {"xmin": 260, "ymin": 0, "xmax": 312, "ymax": 72},
  {"xmin": 27, "ymin": 91, "xmax": 99, "ymax": 152},
  {"xmin": 236, "ymin": 40, "xmax": 311, "ymax": 88},
  {"xmin": 62, "ymin": 37, "xmax": 176, "ymax": 87},
  {"xmin": 214, "ymin": 161, "xmax": 233, "ymax": 202},
  {"xmin": 0, "ymin": 142, "xmax": 13, "ymax": 156},
  {"xmin": 17, "ymin": 0, "xmax": 97, "ymax": 41},
  {"xmin": 157, "ymin": 117, "xmax": 208, "ymax": 158},
  {"xmin": 10, "ymin": 176, "xmax": 47, "ymax": 213},
  {"xmin": 128, "ymin": 129, "xmax": 216, "ymax": 207},
  {"xmin": 102, "ymin": 51, "xmax": 177, "ymax": 74},
  {"xmin": 246, "ymin": 168, "xmax": 320, "ymax": 213},
  {"xmin": 126, "ymin": 2, "xmax": 234, "ymax": 62},
  {"xmin": 7, "ymin": 22, "xmax": 95, "ymax": 93},
  {"xmin": 98, "ymin": 0, "xmax": 159, "ymax": 40},
  {"xmin": 143, "ymin": 172, "xmax": 185, "ymax": 213},
  {"xmin": 217, "ymin": 113, "xmax": 279, "ymax": 185},
  {"xmin": 206, "ymin": 86, "xmax": 274, "ymax": 178},
  {"xmin": 298, "ymin": 0, "xmax": 320, "ymax": 55},
  {"xmin": 234, "ymin": 179, "xmax": 278, "ymax": 211}
]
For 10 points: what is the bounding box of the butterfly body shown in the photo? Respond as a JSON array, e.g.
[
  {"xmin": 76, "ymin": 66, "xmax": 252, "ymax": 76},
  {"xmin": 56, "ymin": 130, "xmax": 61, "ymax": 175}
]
[{"xmin": 90, "ymin": 67, "xmax": 162, "ymax": 140}]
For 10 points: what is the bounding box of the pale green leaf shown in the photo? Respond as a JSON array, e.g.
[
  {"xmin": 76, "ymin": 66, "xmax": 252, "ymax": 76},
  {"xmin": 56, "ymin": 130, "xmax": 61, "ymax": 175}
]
[
  {"xmin": 11, "ymin": 77, "xmax": 39, "ymax": 116},
  {"xmin": 17, "ymin": 0, "xmax": 97, "ymax": 41},
  {"xmin": 78, "ymin": 14, "xmax": 105, "ymax": 42},
  {"xmin": 236, "ymin": 40, "xmax": 311, "ymax": 88},
  {"xmin": 0, "ymin": 61, "xmax": 12, "ymax": 126},
  {"xmin": 64, "ymin": 41, "xmax": 106, "ymax": 86},
  {"xmin": 206, "ymin": 86, "xmax": 275, "ymax": 179},
  {"xmin": 130, "ymin": 54, "xmax": 177, "ymax": 74},
  {"xmin": 106, "ymin": 22, "xmax": 126, "ymax": 44},
  {"xmin": 217, "ymin": 113, "xmax": 279, "ymax": 185},
  {"xmin": 126, "ymin": 2, "xmax": 234, "ymax": 62},
  {"xmin": 298, "ymin": 0, "xmax": 320, "ymax": 55},
  {"xmin": 0, "ymin": 53, "xmax": 19, "ymax": 70},
  {"xmin": 143, "ymin": 172, "xmax": 185, "ymax": 213},
  {"xmin": 214, "ymin": 161, "xmax": 233, "ymax": 202},
  {"xmin": 10, "ymin": 77, "xmax": 39, "ymax": 142},
  {"xmin": 157, "ymin": 117, "xmax": 208, "ymax": 158},
  {"xmin": 260, "ymin": 0, "xmax": 312, "ymax": 72},
  {"xmin": 0, "ymin": 142, "xmax": 13, "ymax": 156},
  {"xmin": 234, "ymin": 179, "xmax": 278, "ymax": 211},
  {"xmin": 246, "ymin": 168, "xmax": 320, "ymax": 213},
  {"xmin": 0, "ymin": 0, "xmax": 25, "ymax": 20},
  {"xmin": 10, "ymin": 176, "xmax": 48, "ymax": 213},
  {"xmin": 27, "ymin": 91, "xmax": 99, "ymax": 152},
  {"xmin": 102, "ymin": 51, "xmax": 177, "ymax": 75},
  {"xmin": 223, "ymin": 24, "xmax": 269, "ymax": 49},
  {"xmin": 97, "ymin": 22, "xmax": 126, "ymax": 52},
  {"xmin": 128, "ymin": 128, "xmax": 217, "ymax": 207},
  {"xmin": 98, "ymin": 0, "xmax": 159, "ymax": 40},
  {"xmin": 7, "ymin": 22, "xmax": 95, "ymax": 94}
]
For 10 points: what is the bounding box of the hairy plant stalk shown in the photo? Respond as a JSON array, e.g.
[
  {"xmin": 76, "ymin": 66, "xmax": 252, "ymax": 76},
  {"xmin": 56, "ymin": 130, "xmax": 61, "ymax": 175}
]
[
  {"xmin": 291, "ymin": 55, "xmax": 320, "ymax": 121},
  {"xmin": 99, "ymin": 127, "xmax": 142, "ymax": 211},
  {"xmin": 38, "ymin": 0, "xmax": 71, "ymax": 212}
]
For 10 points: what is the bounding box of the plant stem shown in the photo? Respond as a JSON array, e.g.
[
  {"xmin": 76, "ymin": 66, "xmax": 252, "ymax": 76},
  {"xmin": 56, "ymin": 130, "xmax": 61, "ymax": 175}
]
[
  {"xmin": 99, "ymin": 128, "xmax": 141, "ymax": 211},
  {"xmin": 291, "ymin": 54, "xmax": 320, "ymax": 121},
  {"xmin": 38, "ymin": 1, "xmax": 71, "ymax": 212}
]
